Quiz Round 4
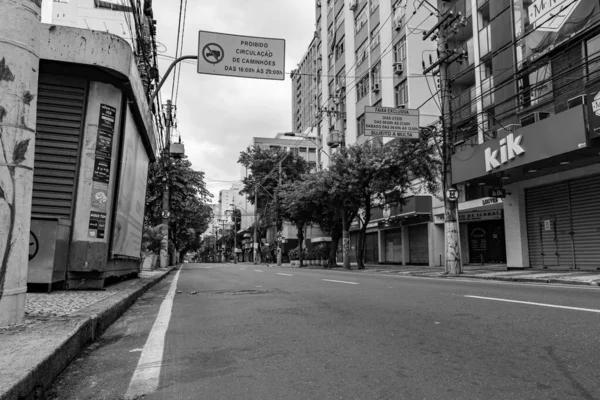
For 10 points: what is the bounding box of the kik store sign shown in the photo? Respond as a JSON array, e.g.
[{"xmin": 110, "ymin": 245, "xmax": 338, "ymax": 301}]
[{"xmin": 484, "ymin": 133, "xmax": 525, "ymax": 172}]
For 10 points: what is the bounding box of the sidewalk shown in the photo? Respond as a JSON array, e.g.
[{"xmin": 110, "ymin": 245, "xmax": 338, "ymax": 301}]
[
  {"xmin": 0, "ymin": 267, "xmax": 175, "ymax": 400},
  {"xmin": 248, "ymin": 261, "xmax": 600, "ymax": 287}
]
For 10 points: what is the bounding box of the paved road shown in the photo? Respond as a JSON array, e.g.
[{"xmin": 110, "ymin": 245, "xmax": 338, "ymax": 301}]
[{"xmin": 47, "ymin": 263, "xmax": 600, "ymax": 400}]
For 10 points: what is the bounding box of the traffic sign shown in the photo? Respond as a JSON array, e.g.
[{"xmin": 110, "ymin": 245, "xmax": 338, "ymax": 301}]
[
  {"xmin": 162, "ymin": 210, "xmax": 170, "ymax": 219},
  {"xmin": 364, "ymin": 106, "xmax": 420, "ymax": 139},
  {"xmin": 446, "ymin": 188, "xmax": 459, "ymax": 201},
  {"xmin": 197, "ymin": 31, "xmax": 285, "ymax": 81}
]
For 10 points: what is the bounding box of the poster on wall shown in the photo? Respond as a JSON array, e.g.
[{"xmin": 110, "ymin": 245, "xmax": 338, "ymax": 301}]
[
  {"xmin": 513, "ymin": 0, "xmax": 600, "ymax": 67},
  {"xmin": 88, "ymin": 211, "xmax": 107, "ymax": 239},
  {"xmin": 92, "ymin": 103, "xmax": 116, "ymax": 183},
  {"xmin": 111, "ymin": 107, "xmax": 149, "ymax": 259}
]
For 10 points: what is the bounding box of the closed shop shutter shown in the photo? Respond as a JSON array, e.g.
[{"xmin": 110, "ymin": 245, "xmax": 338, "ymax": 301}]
[
  {"xmin": 364, "ymin": 232, "xmax": 378, "ymax": 263},
  {"xmin": 569, "ymin": 175, "xmax": 600, "ymax": 270},
  {"xmin": 385, "ymin": 229, "xmax": 402, "ymax": 263},
  {"xmin": 526, "ymin": 182, "xmax": 572, "ymax": 268},
  {"xmin": 349, "ymin": 232, "xmax": 359, "ymax": 263},
  {"xmin": 32, "ymin": 75, "xmax": 86, "ymax": 219},
  {"xmin": 408, "ymin": 224, "xmax": 429, "ymax": 264}
]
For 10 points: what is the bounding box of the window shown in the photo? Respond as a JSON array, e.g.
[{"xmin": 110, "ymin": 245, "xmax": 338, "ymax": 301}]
[
  {"xmin": 355, "ymin": 7, "xmax": 368, "ymax": 33},
  {"xmin": 335, "ymin": 13, "xmax": 344, "ymax": 30},
  {"xmin": 481, "ymin": 60, "xmax": 494, "ymax": 109},
  {"xmin": 327, "ymin": 0, "xmax": 334, "ymax": 14},
  {"xmin": 393, "ymin": 38, "xmax": 406, "ymax": 62},
  {"xmin": 370, "ymin": 0, "xmax": 380, "ymax": 13},
  {"xmin": 308, "ymin": 148, "xmax": 317, "ymax": 162},
  {"xmin": 371, "ymin": 62, "xmax": 381, "ymax": 88},
  {"xmin": 587, "ymin": 34, "xmax": 600, "ymax": 80},
  {"xmin": 356, "ymin": 40, "xmax": 368, "ymax": 65},
  {"xmin": 335, "ymin": 39, "xmax": 345, "ymax": 60},
  {"xmin": 95, "ymin": 0, "xmax": 132, "ymax": 11},
  {"xmin": 395, "ymin": 81, "xmax": 408, "ymax": 106},
  {"xmin": 357, "ymin": 74, "xmax": 370, "ymax": 100},
  {"xmin": 54, "ymin": 0, "xmax": 69, "ymax": 2},
  {"xmin": 518, "ymin": 64, "xmax": 553, "ymax": 109},
  {"xmin": 393, "ymin": 1, "xmax": 405, "ymax": 29},
  {"xmin": 357, "ymin": 114, "xmax": 366, "ymax": 137},
  {"xmin": 336, "ymin": 68, "xmax": 346, "ymax": 88},
  {"xmin": 370, "ymin": 26, "xmax": 380, "ymax": 51}
]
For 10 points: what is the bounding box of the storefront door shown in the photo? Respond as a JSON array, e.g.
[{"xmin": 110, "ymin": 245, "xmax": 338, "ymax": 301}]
[
  {"xmin": 468, "ymin": 221, "xmax": 506, "ymax": 264},
  {"xmin": 385, "ymin": 229, "xmax": 402, "ymax": 263}
]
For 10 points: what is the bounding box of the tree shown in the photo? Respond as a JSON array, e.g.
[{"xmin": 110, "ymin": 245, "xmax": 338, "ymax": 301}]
[
  {"xmin": 331, "ymin": 131, "xmax": 441, "ymax": 269},
  {"xmin": 238, "ymin": 146, "xmax": 308, "ymax": 260},
  {"xmin": 145, "ymin": 155, "xmax": 213, "ymax": 263}
]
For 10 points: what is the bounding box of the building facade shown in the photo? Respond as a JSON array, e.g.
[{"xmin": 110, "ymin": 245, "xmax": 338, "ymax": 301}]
[{"xmin": 445, "ymin": 0, "xmax": 600, "ymax": 269}]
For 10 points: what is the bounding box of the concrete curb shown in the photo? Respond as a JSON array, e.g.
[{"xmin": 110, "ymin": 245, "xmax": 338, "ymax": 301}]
[
  {"xmin": 0, "ymin": 267, "xmax": 175, "ymax": 400},
  {"xmin": 404, "ymin": 272, "xmax": 600, "ymax": 287}
]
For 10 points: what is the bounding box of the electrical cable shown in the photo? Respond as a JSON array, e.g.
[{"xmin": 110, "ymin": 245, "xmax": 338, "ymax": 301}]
[
  {"xmin": 171, "ymin": 0, "xmax": 185, "ymax": 102},
  {"xmin": 174, "ymin": 0, "xmax": 188, "ymax": 106}
]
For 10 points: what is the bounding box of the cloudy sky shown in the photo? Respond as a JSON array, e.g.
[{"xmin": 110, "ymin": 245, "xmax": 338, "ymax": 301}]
[{"xmin": 153, "ymin": 1, "xmax": 316, "ymax": 201}]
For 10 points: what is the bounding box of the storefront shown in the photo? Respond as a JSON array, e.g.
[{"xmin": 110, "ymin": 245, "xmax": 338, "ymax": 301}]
[{"xmin": 452, "ymin": 103, "xmax": 600, "ymax": 269}]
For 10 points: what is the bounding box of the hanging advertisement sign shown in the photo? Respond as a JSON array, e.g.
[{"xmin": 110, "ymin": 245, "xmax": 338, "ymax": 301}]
[{"xmin": 364, "ymin": 106, "xmax": 420, "ymax": 138}]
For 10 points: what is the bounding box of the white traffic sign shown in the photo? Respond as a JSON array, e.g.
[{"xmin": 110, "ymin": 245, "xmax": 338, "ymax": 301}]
[
  {"xmin": 446, "ymin": 188, "xmax": 459, "ymax": 202},
  {"xmin": 364, "ymin": 106, "xmax": 420, "ymax": 139},
  {"xmin": 198, "ymin": 31, "xmax": 285, "ymax": 81}
]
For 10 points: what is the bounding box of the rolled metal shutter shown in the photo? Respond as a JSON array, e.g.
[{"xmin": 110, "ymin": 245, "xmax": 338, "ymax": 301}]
[
  {"xmin": 570, "ymin": 175, "xmax": 600, "ymax": 270},
  {"xmin": 526, "ymin": 182, "xmax": 572, "ymax": 268},
  {"xmin": 408, "ymin": 224, "xmax": 429, "ymax": 264},
  {"xmin": 364, "ymin": 232, "xmax": 378, "ymax": 263},
  {"xmin": 32, "ymin": 75, "xmax": 86, "ymax": 218}
]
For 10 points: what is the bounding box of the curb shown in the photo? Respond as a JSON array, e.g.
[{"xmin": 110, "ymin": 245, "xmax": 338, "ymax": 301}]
[
  {"xmin": 1, "ymin": 267, "xmax": 175, "ymax": 400},
  {"xmin": 405, "ymin": 272, "xmax": 600, "ymax": 287}
]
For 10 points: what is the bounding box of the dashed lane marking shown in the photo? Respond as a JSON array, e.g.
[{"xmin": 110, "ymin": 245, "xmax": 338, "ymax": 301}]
[
  {"xmin": 124, "ymin": 267, "xmax": 183, "ymax": 399},
  {"xmin": 254, "ymin": 269, "xmax": 263, "ymax": 272},
  {"xmin": 322, "ymin": 279, "xmax": 359, "ymax": 285},
  {"xmin": 277, "ymin": 273, "xmax": 293, "ymax": 276},
  {"xmin": 465, "ymin": 295, "xmax": 600, "ymax": 313}
]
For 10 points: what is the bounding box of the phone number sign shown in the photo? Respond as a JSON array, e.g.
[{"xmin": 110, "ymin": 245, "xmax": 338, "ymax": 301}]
[
  {"xmin": 364, "ymin": 106, "xmax": 420, "ymax": 139},
  {"xmin": 198, "ymin": 31, "xmax": 286, "ymax": 81}
]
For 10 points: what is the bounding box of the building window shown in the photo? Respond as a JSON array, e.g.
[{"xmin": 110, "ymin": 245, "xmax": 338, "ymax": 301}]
[
  {"xmin": 357, "ymin": 74, "xmax": 370, "ymax": 100},
  {"xmin": 335, "ymin": 14, "xmax": 344, "ymax": 30},
  {"xmin": 370, "ymin": 26, "xmax": 380, "ymax": 51},
  {"xmin": 54, "ymin": 0, "xmax": 69, "ymax": 2},
  {"xmin": 393, "ymin": 38, "xmax": 406, "ymax": 62},
  {"xmin": 327, "ymin": 0, "xmax": 334, "ymax": 14},
  {"xmin": 370, "ymin": 0, "xmax": 380, "ymax": 14},
  {"xmin": 518, "ymin": 64, "xmax": 552, "ymax": 109},
  {"xmin": 395, "ymin": 80, "xmax": 408, "ymax": 106},
  {"xmin": 94, "ymin": 0, "xmax": 132, "ymax": 12},
  {"xmin": 587, "ymin": 34, "xmax": 600, "ymax": 81},
  {"xmin": 393, "ymin": 0, "xmax": 405, "ymax": 29},
  {"xmin": 371, "ymin": 62, "xmax": 381, "ymax": 88},
  {"xmin": 357, "ymin": 114, "xmax": 366, "ymax": 137},
  {"xmin": 356, "ymin": 40, "xmax": 368, "ymax": 66},
  {"xmin": 335, "ymin": 39, "xmax": 345, "ymax": 60},
  {"xmin": 355, "ymin": 6, "xmax": 368, "ymax": 34},
  {"xmin": 336, "ymin": 68, "xmax": 346, "ymax": 88}
]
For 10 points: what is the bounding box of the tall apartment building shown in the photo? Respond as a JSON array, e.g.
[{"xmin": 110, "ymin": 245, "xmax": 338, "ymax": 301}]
[
  {"xmin": 292, "ymin": 0, "xmax": 443, "ymax": 266},
  {"xmin": 218, "ymin": 183, "xmax": 255, "ymax": 231},
  {"xmin": 444, "ymin": 0, "xmax": 600, "ymax": 269},
  {"xmin": 291, "ymin": 37, "xmax": 321, "ymax": 135}
]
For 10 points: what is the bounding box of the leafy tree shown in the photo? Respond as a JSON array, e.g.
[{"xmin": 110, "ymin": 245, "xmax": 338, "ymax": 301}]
[
  {"xmin": 238, "ymin": 146, "xmax": 308, "ymax": 260},
  {"xmin": 333, "ymin": 131, "xmax": 441, "ymax": 269},
  {"xmin": 145, "ymin": 154, "xmax": 213, "ymax": 263}
]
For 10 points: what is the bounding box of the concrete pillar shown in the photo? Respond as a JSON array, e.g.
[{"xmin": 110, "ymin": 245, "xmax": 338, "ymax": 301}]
[
  {"xmin": 504, "ymin": 184, "xmax": 529, "ymax": 269},
  {"xmin": 377, "ymin": 229, "xmax": 384, "ymax": 263},
  {"xmin": 401, "ymin": 226, "xmax": 409, "ymax": 266},
  {"xmin": 0, "ymin": 0, "xmax": 41, "ymax": 327}
]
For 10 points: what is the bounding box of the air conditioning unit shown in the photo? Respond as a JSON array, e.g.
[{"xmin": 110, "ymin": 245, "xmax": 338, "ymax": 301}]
[
  {"xmin": 371, "ymin": 83, "xmax": 380, "ymax": 93},
  {"xmin": 393, "ymin": 62, "xmax": 403, "ymax": 75},
  {"xmin": 394, "ymin": 20, "xmax": 402, "ymax": 31},
  {"xmin": 567, "ymin": 95, "xmax": 586, "ymax": 109},
  {"xmin": 497, "ymin": 124, "xmax": 521, "ymax": 136},
  {"xmin": 327, "ymin": 130, "xmax": 343, "ymax": 148},
  {"xmin": 520, "ymin": 112, "xmax": 551, "ymax": 127},
  {"xmin": 349, "ymin": 0, "xmax": 357, "ymax": 11},
  {"xmin": 397, "ymin": 103, "xmax": 406, "ymax": 109}
]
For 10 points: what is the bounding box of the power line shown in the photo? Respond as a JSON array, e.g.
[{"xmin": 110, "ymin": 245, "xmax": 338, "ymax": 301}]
[
  {"xmin": 174, "ymin": 0, "xmax": 188, "ymax": 106},
  {"xmin": 171, "ymin": 0, "xmax": 185, "ymax": 102}
]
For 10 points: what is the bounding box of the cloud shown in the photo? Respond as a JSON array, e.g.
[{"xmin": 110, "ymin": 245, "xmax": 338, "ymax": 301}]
[{"xmin": 155, "ymin": 1, "xmax": 315, "ymax": 198}]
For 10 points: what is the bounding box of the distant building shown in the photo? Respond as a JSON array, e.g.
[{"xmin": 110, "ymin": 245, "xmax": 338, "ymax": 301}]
[
  {"xmin": 218, "ymin": 183, "xmax": 255, "ymax": 231},
  {"xmin": 251, "ymin": 132, "xmax": 320, "ymax": 172}
]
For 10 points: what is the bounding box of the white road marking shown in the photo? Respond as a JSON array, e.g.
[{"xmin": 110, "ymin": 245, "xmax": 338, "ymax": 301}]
[
  {"xmin": 277, "ymin": 273, "xmax": 293, "ymax": 276},
  {"xmin": 254, "ymin": 269, "xmax": 263, "ymax": 272},
  {"xmin": 255, "ymin": 286, "xmax": 263, "ymax": 288},
  {"xmin": 465, "ymin": 295, "xmax": 600, "ymax": 313},
  {"xmin": 322, "ymin": 279, "xmax": 359, "ymax": 285},
  {"xmin": 129, "ymin": 348, "xmax": 143, "ymax": 353},
  {"xmin": 124, "ymin": 267, "xmax": 183, "ymax": 399}
]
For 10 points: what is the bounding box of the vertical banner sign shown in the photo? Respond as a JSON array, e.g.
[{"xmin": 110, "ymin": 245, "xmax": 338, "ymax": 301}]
[
  {"xmin": 588, "ymin": 84, "xmax": 600, "ymax": 139},
  {"xmin": 88, "ymin": 103, "xmax": 115, "ymax": 239}
]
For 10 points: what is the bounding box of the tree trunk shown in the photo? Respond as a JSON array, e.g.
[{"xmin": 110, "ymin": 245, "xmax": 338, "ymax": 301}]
[
  {"xmin": 297, "ymin": 223, "xmax": 304, "ymax": 267},
  {"xmin": 328, "ymin": 223, "xmax": 342, "ymax": 268},
  {"xmin": 356, "ymin": 202, "xmax": 371, "ymax": 269}
]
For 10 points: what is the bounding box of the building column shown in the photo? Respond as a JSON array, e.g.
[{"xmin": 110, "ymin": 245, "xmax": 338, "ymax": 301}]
[
  {"xmin": 401, "ymin": 226, "xmax": 409, "ymax": 266},
  {"xmin": 0, "ymin": 0, "xmax": 41, "ymax": 327},
  {"xmin": 378, "ymin": 229, "xmax": 385, "ymax": 263},
  {"xmin": 504, "ymin": 184, "xmax": 530, "ymax": 269}
]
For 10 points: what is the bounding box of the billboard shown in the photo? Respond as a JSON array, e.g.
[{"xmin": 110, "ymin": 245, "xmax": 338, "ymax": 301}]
[
  {"xmin": 514, "ymin": 0, "xmax": 600, "ymax": 67},
  {"xmin": 364, "ymin": 106, "xmax": 420, "ymax": 138},
  {"xmin": 111, "ymin": 106, "xmax": 149, "ymax": 259}
]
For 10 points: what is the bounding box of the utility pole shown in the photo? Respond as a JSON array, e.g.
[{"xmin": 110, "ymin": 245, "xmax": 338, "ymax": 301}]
[
  {"xmin": 160, "ymin": 99, "xmax": 173, "ymax": 268},
  {"xmin": 253, "ymin": 187, "xmax": 258, "ymax": 264},
  {"xmin": 0, "ymin": 0, "xmax": 41, "ymax": 327},
  {"xmin": 230, "ymin": 204, "xmax": 237, "ymax": 264},
  {"xmin": 213, "ymin": 224, "xmax": 217, "ymax": 263},
  {"xmin": 423, "ymin": 10, "xmax": 463, "ymax": 275},
  {"xmin": 276, "ymin": 160, "xmax": 282, "ymax": 266}
]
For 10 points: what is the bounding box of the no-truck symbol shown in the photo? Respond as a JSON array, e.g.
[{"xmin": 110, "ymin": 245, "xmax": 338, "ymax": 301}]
[{"xmin": 202, "ymin": 43, "xmax": 224, "ymax": 64}]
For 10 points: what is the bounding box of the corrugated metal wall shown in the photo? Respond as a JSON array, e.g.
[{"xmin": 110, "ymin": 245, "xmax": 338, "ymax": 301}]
[
  {"xmin": 526, "ymin": 175, "xmax": 600, "ymax": 270},
  {"xmin": 408, "ymin": 224, "xmax": 429, "ymax": 264},
  {"xmin": 32, "ymin": 75, "xmax": 86, "ymax": 219}
]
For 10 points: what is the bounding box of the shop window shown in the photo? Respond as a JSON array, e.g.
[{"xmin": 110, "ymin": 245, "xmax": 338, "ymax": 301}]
[
  {"xmin": 357, "ymin": 74, "xmax": 370, "ymax": 100},
  {"xmin": 518, "ymin": 64, "xmax": 553, "ymax": 109},
  {"xmin": 394, "ymin": 80, "xmax": 408, "ymax": 107}
]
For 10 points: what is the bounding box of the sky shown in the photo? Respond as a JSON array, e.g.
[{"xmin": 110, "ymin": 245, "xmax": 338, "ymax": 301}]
[{"xmin": 153, "ymin": 1, "xmax": 316, "ymax": 201}]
